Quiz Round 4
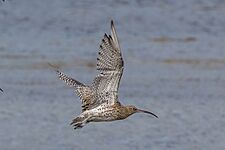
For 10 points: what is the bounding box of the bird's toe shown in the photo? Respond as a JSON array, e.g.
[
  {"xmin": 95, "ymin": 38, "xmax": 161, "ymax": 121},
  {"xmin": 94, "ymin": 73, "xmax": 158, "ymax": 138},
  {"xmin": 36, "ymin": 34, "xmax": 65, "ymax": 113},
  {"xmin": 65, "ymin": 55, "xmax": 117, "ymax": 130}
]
[{"xmin": 71, "ymin": 122, "xmax": 83, "ymax": 130}]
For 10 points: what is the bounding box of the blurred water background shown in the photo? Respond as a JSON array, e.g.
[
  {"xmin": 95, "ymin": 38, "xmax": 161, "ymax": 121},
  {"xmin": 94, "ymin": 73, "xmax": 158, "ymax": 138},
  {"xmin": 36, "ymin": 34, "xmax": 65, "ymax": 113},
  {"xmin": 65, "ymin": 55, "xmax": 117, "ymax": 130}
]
[{"xmin": 1, "ymin": 0, "xmax": 225, "ymax": 150}]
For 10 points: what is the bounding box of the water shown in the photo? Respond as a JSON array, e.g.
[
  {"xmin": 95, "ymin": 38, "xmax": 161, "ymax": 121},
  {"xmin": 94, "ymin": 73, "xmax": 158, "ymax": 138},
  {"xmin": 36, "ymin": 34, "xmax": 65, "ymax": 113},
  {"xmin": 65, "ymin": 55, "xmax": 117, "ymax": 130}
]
[{"xmin": 1, "ymin": 0, "xmax": 225, "ymax": 150}]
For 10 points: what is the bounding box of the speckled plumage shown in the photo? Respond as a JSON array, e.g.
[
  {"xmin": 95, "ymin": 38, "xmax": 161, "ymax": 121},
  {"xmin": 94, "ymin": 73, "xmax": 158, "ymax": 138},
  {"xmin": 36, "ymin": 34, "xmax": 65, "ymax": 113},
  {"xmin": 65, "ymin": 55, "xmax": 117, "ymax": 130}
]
[{"xmin": 53, "ymin": 20, "xmax": 158, "ymax": 130}]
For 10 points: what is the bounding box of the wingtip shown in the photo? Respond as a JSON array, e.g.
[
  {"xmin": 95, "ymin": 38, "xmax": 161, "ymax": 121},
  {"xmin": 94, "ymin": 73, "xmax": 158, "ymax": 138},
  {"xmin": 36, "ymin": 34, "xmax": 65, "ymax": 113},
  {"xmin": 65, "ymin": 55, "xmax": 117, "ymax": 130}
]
[
  {"xmin": 47, "ymin": 62, "xmax": 60, "ymax": 73},
  {"xmin": 0, "ymin": 88, "xmax": 3, "ymax": 93},
  {"xmin": 111, "ymin": 20, "xmax": 114, "ymax": 25},
  {"xmin": 111, "ymin": 20, "xmax": 114, "ymax": 28}
]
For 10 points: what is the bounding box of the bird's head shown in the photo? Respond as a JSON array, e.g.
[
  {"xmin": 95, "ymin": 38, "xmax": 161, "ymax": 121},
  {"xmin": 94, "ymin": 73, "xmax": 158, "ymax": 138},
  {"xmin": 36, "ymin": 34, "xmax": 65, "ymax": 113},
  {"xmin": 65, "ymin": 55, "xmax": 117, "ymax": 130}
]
[{"xmin": 126, "ymin": 105, "xmax": 158, "ymax": 118}]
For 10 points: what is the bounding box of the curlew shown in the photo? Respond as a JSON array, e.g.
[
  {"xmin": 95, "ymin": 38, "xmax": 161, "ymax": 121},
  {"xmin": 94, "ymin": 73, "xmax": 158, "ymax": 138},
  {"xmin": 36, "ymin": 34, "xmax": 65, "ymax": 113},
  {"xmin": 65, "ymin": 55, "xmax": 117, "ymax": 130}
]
[{"xmin": 52, "ymin": 20, "xmax": 158, "ymax": 129}]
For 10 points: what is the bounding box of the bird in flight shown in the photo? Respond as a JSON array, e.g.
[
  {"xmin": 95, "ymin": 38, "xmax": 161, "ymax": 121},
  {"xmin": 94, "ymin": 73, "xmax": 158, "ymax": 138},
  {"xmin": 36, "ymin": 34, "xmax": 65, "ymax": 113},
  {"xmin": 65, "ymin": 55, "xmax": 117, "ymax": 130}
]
[{"xmin": 52, "ymin": 20, "xmax": 158, "ymax": 129}]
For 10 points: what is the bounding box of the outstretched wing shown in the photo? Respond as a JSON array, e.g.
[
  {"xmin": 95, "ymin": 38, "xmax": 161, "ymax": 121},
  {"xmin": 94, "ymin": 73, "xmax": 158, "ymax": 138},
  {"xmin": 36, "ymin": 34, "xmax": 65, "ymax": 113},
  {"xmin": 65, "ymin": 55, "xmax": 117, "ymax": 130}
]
[
  {"xmin": 54, "ymin": 69, "xmax": 94, "ymax": 112},
  {"xmin": 91, "ymin": 20, "xmax": 124, "ymax": 107}
]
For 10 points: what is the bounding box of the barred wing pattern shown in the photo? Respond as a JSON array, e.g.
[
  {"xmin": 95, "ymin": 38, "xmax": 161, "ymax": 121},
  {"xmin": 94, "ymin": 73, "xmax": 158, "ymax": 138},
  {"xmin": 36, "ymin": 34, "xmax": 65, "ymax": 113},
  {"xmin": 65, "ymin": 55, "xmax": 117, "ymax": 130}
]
[
  {"xmin": 91, "ymin": 20, "xmax": 124, "ymax": 107},
  {"xmin": 54, "ymin": 21, "xmax": 123, "ymax": 112},
  {"xmin": 56, "ymin": 70, "xmax": 94, "ymax": 112}
]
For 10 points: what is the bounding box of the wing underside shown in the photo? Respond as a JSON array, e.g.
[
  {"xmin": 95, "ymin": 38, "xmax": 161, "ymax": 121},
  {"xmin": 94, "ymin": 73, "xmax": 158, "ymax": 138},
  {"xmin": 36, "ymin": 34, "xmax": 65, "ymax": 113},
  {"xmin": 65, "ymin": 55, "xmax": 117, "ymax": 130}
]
[
  {"xmin": 56, "ymin": 70, "xmax": 94, "ymax": 112},
  {"xmin": 53, "ymin": 20, "xmax": 124, "ymax": 112},
  {"xmin": 91, "ymin": 20, "xmax": 124, "ymax": 108}
]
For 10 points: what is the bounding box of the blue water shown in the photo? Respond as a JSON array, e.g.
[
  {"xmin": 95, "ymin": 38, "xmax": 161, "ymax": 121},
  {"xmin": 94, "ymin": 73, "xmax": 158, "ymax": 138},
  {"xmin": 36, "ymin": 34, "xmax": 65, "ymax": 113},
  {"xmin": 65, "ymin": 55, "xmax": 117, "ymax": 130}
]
[{"xmin": 1, "ymin": 0, "xmax": 225, "ymax": 150}]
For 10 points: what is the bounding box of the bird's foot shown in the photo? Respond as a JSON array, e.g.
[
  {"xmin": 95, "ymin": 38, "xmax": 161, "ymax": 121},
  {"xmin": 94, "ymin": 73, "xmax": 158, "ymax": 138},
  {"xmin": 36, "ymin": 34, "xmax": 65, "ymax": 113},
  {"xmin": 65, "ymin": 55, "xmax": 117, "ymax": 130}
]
[
  {"xmin": 71, "ymin": 121, "xmax": 83, "ymax": 130},
  {"xmin": 70, "ymin": 115, "xmax": 89, "ymax": 130}
]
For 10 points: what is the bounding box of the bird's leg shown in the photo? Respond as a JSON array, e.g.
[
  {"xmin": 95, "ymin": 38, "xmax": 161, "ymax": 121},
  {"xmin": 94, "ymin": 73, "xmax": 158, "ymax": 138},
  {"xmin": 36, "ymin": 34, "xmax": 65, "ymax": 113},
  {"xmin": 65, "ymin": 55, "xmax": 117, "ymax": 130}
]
[
  {"xmin": 70, "ymin": 115, "xmax": 90, "ymax": 130},
  {"xmin": 71, "ymin": 117, "xmax": 84, "ymax": 129},
  {"xmin": 73, "ymin": 122, "xmax": 83, "ymax": 129}
]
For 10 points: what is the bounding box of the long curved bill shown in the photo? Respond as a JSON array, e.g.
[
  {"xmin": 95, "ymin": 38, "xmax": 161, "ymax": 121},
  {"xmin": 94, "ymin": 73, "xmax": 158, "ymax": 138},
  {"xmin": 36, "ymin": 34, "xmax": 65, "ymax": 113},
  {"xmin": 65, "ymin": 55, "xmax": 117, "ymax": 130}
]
[{"xmin": 137, "ymin": 109, "xmax": 158, "ymax": 118}]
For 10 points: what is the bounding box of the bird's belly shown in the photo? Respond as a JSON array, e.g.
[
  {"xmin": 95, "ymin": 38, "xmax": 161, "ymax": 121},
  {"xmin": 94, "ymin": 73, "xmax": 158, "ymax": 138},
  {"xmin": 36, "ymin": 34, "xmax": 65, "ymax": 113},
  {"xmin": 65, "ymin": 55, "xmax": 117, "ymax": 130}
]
[
  {"xmin": 91, "ymin": 116, "xmax": 117, "ymax": 122},
  {"xmin": 88, "ymin": 106, "xmax": 122, "ymax": 122}
]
